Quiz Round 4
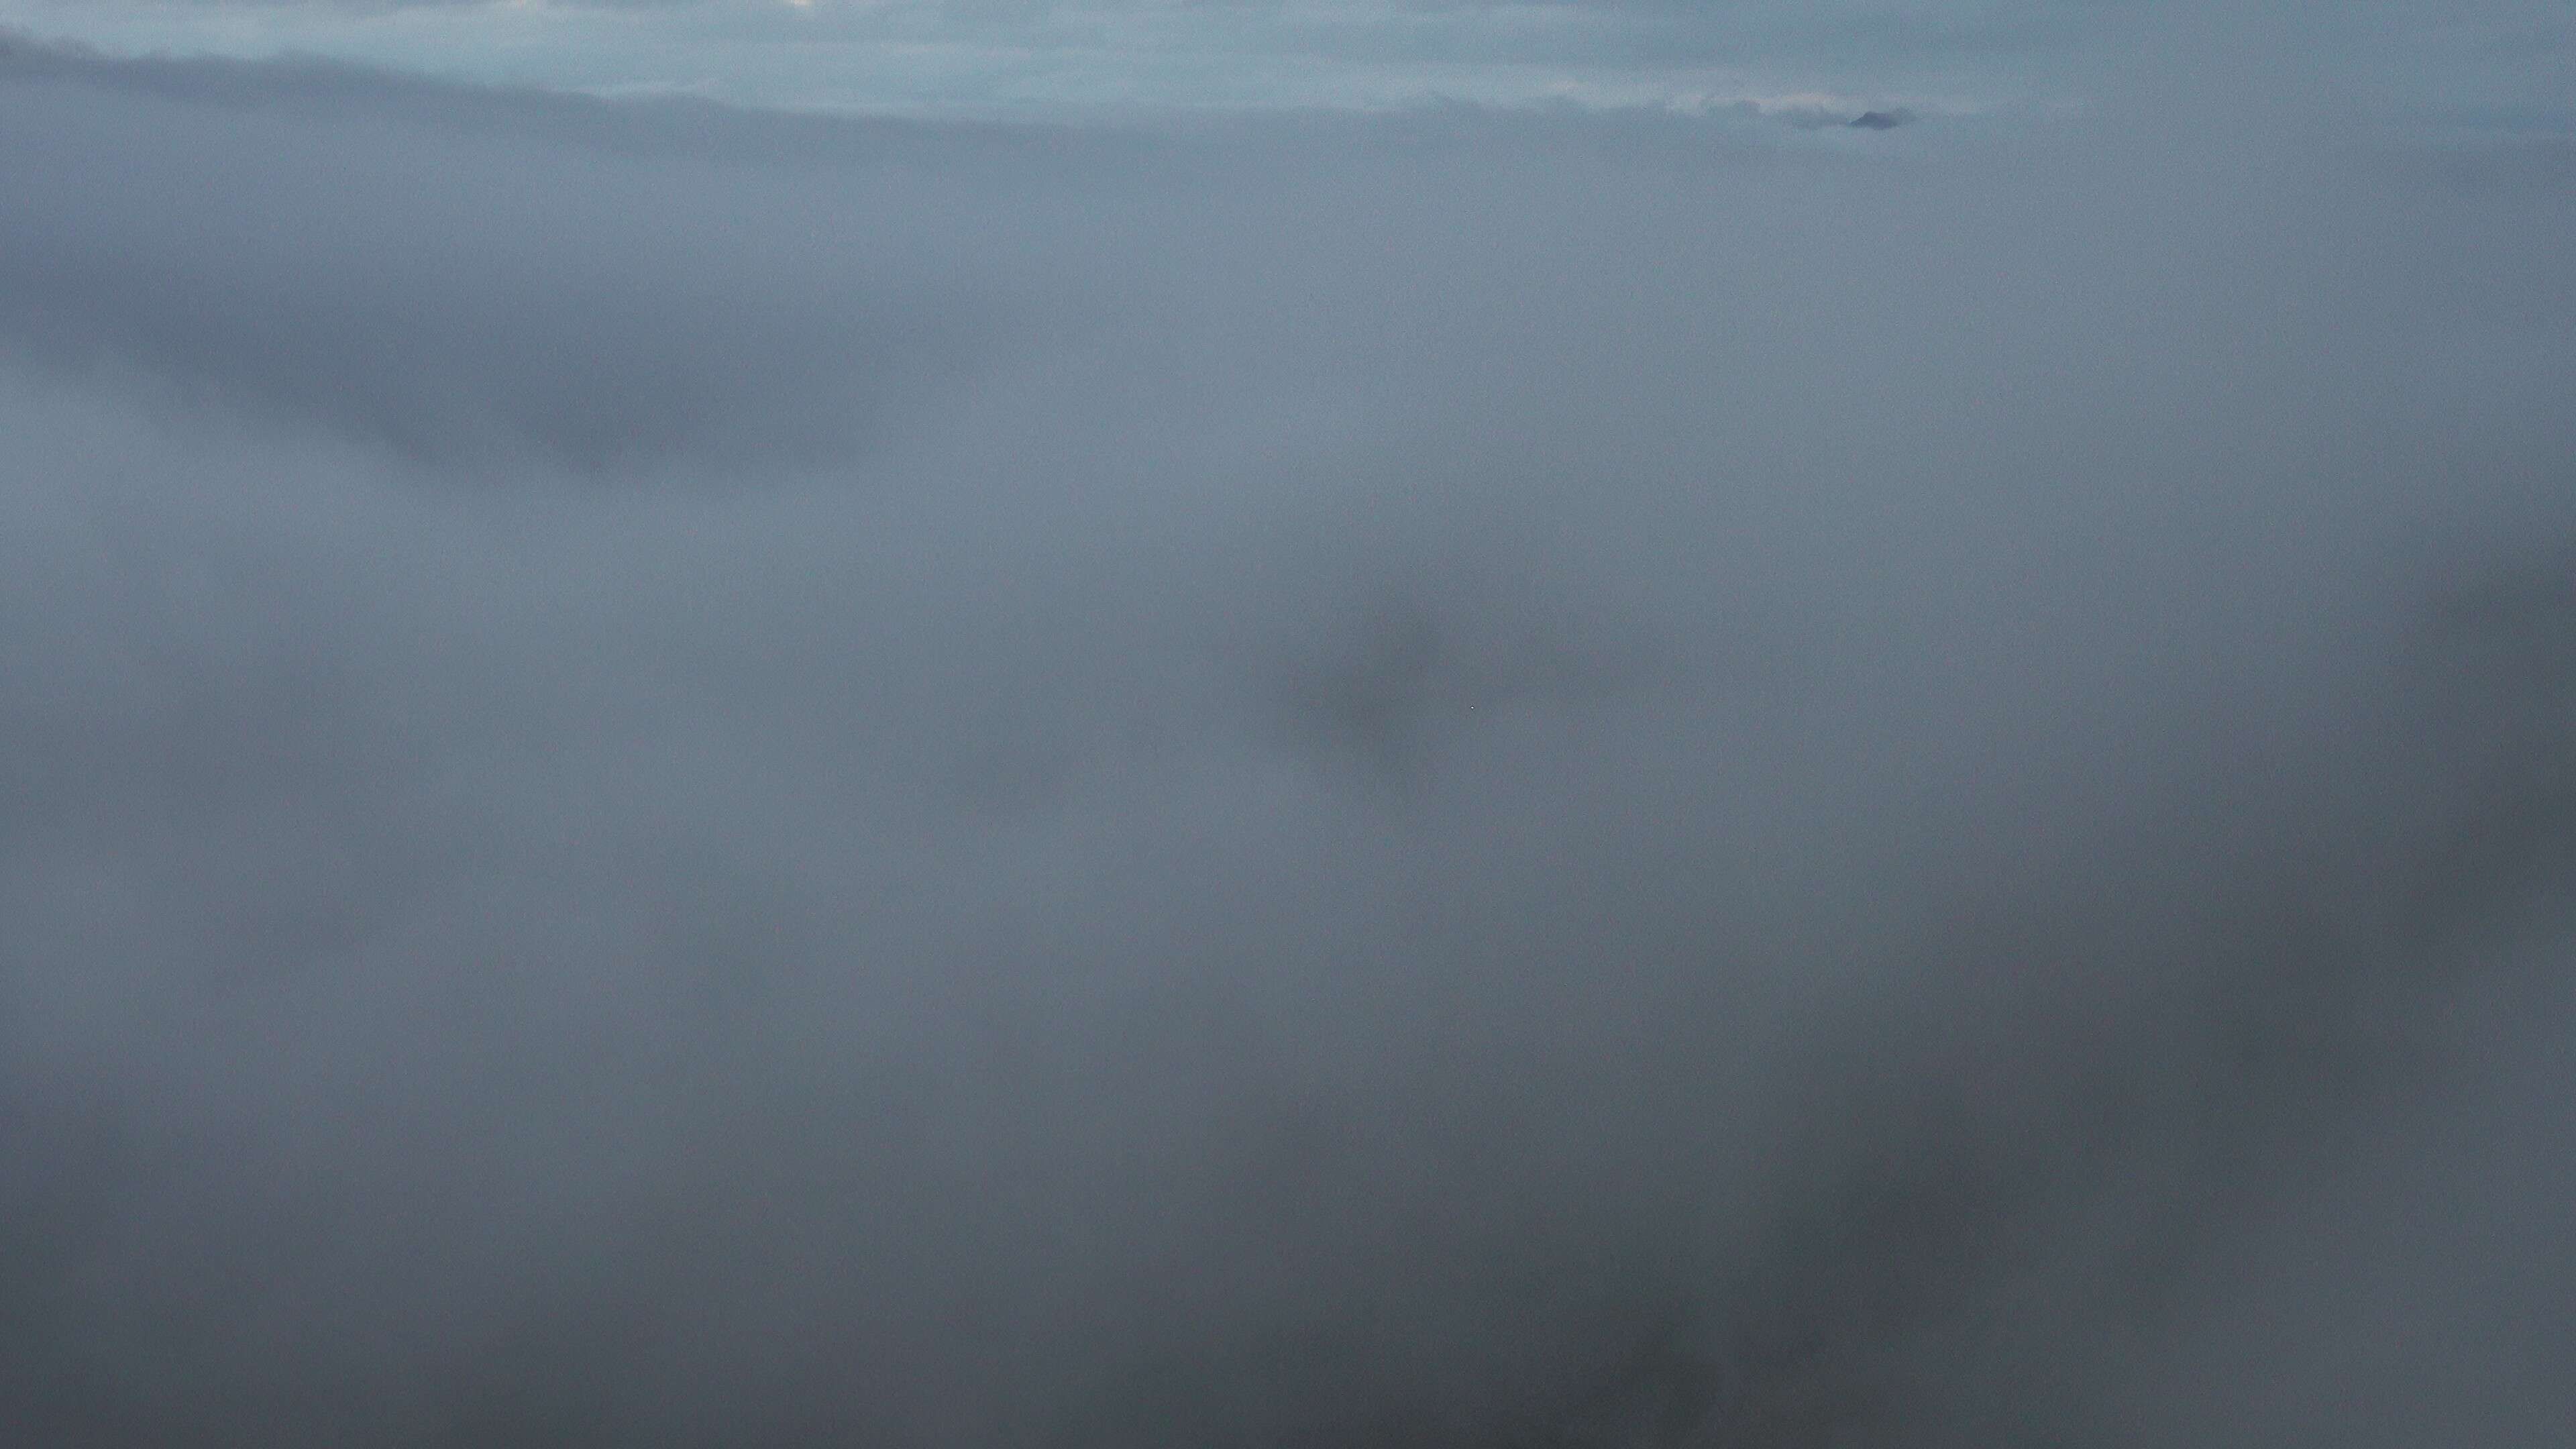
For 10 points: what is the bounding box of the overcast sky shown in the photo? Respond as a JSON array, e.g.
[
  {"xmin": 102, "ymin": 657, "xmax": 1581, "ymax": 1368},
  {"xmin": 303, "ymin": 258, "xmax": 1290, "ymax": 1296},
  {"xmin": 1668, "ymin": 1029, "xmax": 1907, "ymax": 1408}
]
[
  {"xmin": 3, "ymin": 0, "xmax": 2570, "ymax": 122},
  {"xmin": 4, "ymin": 8, "xmax": 2576, "ymax": 1448}
]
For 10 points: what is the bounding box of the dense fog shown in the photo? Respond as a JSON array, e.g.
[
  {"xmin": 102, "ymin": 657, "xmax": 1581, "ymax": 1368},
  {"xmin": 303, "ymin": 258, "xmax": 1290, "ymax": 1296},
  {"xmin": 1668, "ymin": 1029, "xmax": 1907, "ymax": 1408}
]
[{"xmin": 3, "ymin": 30, "xmax": 2574, "ymax": 1446}]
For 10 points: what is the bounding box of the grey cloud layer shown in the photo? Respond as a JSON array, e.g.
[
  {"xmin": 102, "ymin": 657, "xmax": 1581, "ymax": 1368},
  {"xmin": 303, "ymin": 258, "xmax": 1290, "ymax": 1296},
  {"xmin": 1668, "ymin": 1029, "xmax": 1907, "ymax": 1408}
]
[
  {"xmin": 11, "ymin": 1, "xmax": 2565, "ymax": 122},
  {"xmin": 3, "ymin": 42, "xmax": 2576, "ymax": 1448}
]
